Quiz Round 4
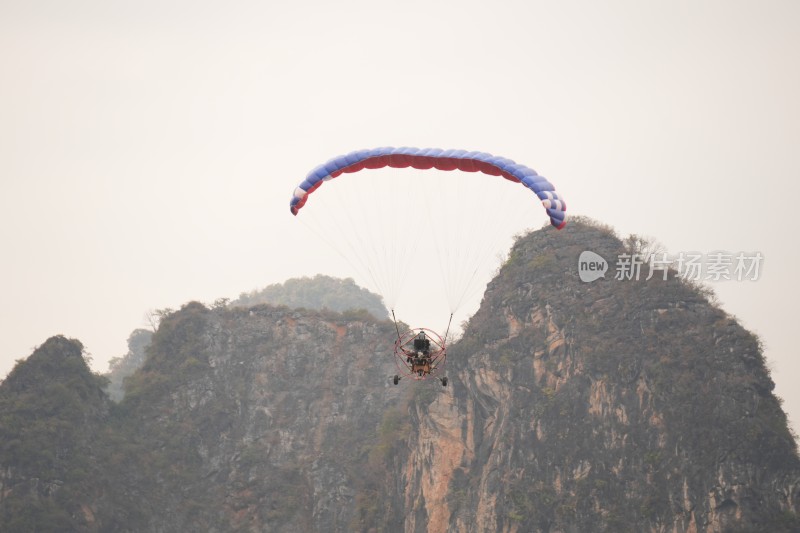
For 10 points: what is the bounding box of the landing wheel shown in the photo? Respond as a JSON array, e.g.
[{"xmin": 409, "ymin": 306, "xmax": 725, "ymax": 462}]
[
  {"xmin": 441, "ymin": 377, "xmax": 448, "ymax": 387},
  {"xmin": 393, "ymin": 375, "xmax": 400, "ymax": 385}
]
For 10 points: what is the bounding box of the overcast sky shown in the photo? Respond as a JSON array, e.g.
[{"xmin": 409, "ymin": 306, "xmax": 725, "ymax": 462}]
[{"xmin": 1, "ymin": 1, "xmax": 798, "ymax": 432}]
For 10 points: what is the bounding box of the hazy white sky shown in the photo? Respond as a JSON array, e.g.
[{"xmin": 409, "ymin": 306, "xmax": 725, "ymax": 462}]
[{"xmin": 1, "ymin": 1, "xmax": 798, "ymax": 431}]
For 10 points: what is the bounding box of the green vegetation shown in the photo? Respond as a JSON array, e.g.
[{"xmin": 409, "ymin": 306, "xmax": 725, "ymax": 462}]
[
  {"xmin": 233, "ymin": 274, "xmax": 388, "ymax": 319},
  {"xmin": 0, "ymin": 336, "xmax": 111, "ymax": 532}
]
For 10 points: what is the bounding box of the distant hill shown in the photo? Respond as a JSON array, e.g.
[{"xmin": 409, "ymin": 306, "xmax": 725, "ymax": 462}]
[
  {"xmin": 105, "ymin": 329, "xmax": 152, "ymax": 402},
  {"xmin": 232, "ymin": 274, "xmax": 388, "ymax": 319},
  {"xmin": 102, "ymin": 276, "xmax": 387, "ymax": 402},
  {"xmin": 1, "ymin": 220, "xmax": 797, "ymax": 532}
]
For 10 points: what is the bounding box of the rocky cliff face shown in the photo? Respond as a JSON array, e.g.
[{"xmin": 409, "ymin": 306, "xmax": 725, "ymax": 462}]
[
  {"xmin": 402, "ymin": 220, "xmax": 799, "ymax": 532},
  {"xmin": 115, "ymin": 303, "xmax": 410, "ymax": 532},
  {"xmin": 1, "ymin": 221, "xmax": 797, "ymax": 532}
]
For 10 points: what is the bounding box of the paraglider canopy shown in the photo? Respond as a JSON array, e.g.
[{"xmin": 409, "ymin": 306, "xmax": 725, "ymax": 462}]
[
  {"xmin": 290, "ymin": 147, "xmax": 566, "ymax": 229},
  {"xmin": 289, "ymin": 147, "xmax": 567, "ymax": 378}
]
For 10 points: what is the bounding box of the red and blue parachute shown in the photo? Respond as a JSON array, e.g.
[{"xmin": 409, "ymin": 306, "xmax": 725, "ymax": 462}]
[
  {"xmin": 289, "ymin": 147, "xmax": 566, "ymax": 229},
  {"xmin": 289, "ymin": 147, "xmax": 567, "ymax": 381}
]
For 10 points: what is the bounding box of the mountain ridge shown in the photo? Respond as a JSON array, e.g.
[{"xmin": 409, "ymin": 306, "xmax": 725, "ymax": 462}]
[{"xmin": 0, "ymin": 219, "xmax": 797, "ymax": 532}]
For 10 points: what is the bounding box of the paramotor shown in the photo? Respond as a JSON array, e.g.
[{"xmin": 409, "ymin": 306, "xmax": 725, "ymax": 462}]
[{"xmin": 289, "ymin": 147, "xmax": 566, "ymax": 384}]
